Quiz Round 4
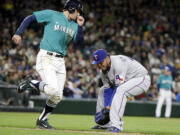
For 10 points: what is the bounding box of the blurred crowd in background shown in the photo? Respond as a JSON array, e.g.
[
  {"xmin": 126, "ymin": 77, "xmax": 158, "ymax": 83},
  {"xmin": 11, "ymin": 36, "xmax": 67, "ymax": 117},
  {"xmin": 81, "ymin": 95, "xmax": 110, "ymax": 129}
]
[{"xmin": 0, "ymin": 0, "xmax": 180, "ymax": 102}]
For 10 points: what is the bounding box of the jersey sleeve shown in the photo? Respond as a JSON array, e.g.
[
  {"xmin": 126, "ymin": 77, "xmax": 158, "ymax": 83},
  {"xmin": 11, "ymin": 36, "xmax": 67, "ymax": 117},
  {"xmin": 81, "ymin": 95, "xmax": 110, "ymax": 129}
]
[
  {"xmin": 104, "ymin": 86, "xmax": 118, "ymax": 107},
  {"xmin": 33, "ymin": 10, "xmax": 53, "ymax": 23},
  {"xmin": 104, "ymin": 88, "xmax": 114, "ymax": 107},
  {"xmin": 118, "ymin": 62, "xmax": 128, "ymax": 82},
  {"xmin": 115, "ymin": 57, "xmax": 128, "ymax": 86},
  {"xmin": 73, "ymin": 24, "xmax": 78, "ymax": 42}
]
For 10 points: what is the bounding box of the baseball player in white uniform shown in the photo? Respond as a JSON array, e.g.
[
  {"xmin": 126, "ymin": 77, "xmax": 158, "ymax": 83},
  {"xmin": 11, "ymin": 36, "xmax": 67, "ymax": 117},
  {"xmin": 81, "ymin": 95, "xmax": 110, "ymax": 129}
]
[
  {"xmin": 155, "ymin": 67, "xmax": 173, "ymax": 118},
  {"xmin": 91, "ymin": 49, "xmax": 151, "ymax": 132}
]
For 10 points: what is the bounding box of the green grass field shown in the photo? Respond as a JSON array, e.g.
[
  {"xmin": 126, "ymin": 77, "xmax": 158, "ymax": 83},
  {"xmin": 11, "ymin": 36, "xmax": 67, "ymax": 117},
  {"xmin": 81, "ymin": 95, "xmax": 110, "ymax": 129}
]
[{"xmin": 0, "ymin": 112, "xmax": 179, "ymax": 135}]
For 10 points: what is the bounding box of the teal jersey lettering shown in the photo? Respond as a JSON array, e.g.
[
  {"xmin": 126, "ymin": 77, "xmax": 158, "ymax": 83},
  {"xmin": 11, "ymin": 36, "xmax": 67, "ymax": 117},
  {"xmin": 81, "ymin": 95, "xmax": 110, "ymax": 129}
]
[
  {"xmin": 157, "ymin": 74, "xmax": 173, "ymax": 90},
  {"xmin": 33, "ymin": 10, "xmax": 78, "ymax": 55}
]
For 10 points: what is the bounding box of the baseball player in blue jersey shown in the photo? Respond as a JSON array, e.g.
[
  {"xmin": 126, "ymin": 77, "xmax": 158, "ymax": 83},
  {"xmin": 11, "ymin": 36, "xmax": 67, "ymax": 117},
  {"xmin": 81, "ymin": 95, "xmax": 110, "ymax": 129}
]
[
  {"xmin": 12, "ymin": 0, "xmax": 85, "ymax": 129},
  {"xmin": 155, "ymin": 67, "xmax": 173, "ymax": 118},
  {"xmin": 91, "ymin": 49, "xmax": 151, "ymax": 132}
]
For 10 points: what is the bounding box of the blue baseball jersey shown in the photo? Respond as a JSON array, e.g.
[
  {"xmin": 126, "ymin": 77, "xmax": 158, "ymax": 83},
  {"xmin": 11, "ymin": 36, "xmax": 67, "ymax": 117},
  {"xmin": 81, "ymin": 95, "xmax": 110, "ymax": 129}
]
[
  {"xmin": 33, "ymin": 10, "xmax": 78, "ymax": 56},
  {"xmin": 157, "ymin": 74, "xmax": 173, "ymax": 90}
]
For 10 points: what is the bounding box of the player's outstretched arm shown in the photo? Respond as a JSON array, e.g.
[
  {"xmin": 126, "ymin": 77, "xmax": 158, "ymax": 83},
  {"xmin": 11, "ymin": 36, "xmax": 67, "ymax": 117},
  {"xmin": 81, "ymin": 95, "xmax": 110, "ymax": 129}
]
[{"xmin": 12, "ymin": 14, "xmax": 37, "ymax": 44}]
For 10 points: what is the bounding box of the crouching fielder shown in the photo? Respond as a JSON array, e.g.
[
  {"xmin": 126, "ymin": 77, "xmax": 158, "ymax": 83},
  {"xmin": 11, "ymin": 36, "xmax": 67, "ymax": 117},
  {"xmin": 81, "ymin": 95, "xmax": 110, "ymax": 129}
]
[{"xmin": 91, "ymin": 49, "xmax": 151, "ymax": 132}]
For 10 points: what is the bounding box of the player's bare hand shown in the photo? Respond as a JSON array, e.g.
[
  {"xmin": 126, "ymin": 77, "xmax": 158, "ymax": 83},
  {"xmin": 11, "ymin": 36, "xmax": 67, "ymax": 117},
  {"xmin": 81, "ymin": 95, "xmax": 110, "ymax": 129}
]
[
  {"xmin": 12, "ymin": 34, "xmax": 22, "ymax": 44},
  {"xmin": 77, "ymin": 16, "xmax": 85, "ymax": 26}
]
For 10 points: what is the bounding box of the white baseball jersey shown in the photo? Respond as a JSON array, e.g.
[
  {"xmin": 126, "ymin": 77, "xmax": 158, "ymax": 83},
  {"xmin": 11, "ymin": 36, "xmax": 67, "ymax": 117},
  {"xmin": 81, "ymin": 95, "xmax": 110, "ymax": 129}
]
[
  {"xmin": 97, "ymin": 55, "xmax": 151, "ymax": 130},
  {"xmin": 101, "ymin": 55, "xmax": 148, "ymax": 88}
]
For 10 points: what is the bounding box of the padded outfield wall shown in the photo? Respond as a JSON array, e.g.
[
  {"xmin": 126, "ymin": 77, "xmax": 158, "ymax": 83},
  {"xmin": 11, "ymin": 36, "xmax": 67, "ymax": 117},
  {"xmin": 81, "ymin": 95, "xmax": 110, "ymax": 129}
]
[
  {"xmin": 1, "ymin": 84, "xmax": 180, "ymax": 117},
  {"xmin": 32, "ymin": 98, "xmax": 180, "ymax": 117}
]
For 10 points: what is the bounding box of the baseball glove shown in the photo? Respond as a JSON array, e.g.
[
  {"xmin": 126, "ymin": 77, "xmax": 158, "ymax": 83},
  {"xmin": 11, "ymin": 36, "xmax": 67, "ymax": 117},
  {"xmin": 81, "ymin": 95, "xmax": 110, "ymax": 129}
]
[{"xmin": 95, "ymin": 108, "xmax": 110, "ymax": 125}]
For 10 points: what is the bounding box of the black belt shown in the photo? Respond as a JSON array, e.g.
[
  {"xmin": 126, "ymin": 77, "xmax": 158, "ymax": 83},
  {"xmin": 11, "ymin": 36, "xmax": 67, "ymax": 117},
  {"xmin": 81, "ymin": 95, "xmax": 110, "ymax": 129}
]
[{"xmin": 47, "ymin": 52, "xmax": 64, "ymax": 58}]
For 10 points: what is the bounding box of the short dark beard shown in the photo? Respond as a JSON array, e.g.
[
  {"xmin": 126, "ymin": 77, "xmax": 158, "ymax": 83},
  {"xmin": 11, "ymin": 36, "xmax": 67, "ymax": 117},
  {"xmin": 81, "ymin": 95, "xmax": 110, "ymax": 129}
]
[
  {"xmin": 102, "ymin": 57, "xmax": 111, "ymax": 74},
  {"xmin": 102, "ymin": 66, "xmax": 110, "ymax": 74}
]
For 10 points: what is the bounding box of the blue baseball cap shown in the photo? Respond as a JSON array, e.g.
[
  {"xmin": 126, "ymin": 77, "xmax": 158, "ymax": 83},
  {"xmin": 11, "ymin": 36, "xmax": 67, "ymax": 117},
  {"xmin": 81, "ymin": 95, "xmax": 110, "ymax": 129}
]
[{"xmin": 92, "ymin": 49, "xmax": 108, "ymax": 64}]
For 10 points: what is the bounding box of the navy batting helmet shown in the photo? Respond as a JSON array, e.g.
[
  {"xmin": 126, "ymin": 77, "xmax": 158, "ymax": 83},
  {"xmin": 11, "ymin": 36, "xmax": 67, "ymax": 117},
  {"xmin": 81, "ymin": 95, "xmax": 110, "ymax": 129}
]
[{"xmin": 64, "ymin": 0, "xmax": 84, "ymax": 15}]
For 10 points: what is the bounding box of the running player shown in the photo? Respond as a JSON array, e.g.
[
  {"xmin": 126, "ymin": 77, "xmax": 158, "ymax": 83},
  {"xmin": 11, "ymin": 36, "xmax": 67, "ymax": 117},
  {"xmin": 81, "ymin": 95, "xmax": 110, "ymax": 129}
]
[{"xmin": 12, "ymin": 0, "xmax": 85, "ymax": 129}]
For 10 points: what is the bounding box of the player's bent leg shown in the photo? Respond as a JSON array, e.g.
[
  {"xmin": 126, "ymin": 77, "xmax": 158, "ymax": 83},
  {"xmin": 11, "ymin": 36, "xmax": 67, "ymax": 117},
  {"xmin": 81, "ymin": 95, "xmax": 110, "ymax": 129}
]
[
  {"xmin": 42, "ymin": 84, "xmax": 62, "ymax": 97},
  {"xmin": 18, "ymin": 79, "xmax": 62, "ymax": 98},
  {"xmin": 36, "ymin": 91, "xmax": 62, "ymax": 130},
  {"xmin": 109, "ymin": 75, "xmax": 150, "ymax": 131},
  {"xmin": 34, "ymin": 70, "xmax": 64, "ymax": 129},
  {"xmin": 29, "ymin": 81, "xmax": 61, "ymax": 97},
  {"xmin": 96, "ymin": 87, "xmax": 105, "ymax": 112},
  {"xmin": 36, "ymin": 99, "xmax": 60, "ymax": 130},
  {"xmin": 110, "ymin": 91, "xmax": 125, "ymax": 131},
  {"xmin": 35, "ymin": 49, "xmax": 66, "ymax": 130},
  {"xmin": 17, "ymin": 79, "xmax": 40, "ymax": 94},
  {"xmin": 37, "ymin": 93, "xmax": 62, "ymax": 129},
  {"xmin": 48, "ymin": 93, "xmax": 62, "ymax": 107}
]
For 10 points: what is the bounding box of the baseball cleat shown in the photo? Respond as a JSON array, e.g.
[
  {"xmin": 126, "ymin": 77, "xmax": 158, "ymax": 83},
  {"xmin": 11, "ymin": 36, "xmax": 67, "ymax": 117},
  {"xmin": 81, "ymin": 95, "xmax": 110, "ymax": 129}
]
[
  {"xmin": 106, "ymin": 126, "xmax": 121, "ymax": 132},
  {"xmin": 91, "ymin": 125, "xmax": 108, "ymax": 129},
  {"xmin": 17, "ymin": 79, "xmax": 39, "ymax": 93},
  {"xmin": 36, "ymin": 119, "xmax": 56, "ymax": 130}
]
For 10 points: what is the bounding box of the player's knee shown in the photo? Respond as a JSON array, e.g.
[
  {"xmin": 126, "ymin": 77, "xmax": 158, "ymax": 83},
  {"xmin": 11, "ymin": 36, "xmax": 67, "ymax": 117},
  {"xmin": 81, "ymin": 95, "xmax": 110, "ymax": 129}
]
[
  {"xmin": 53, "ymin": 92, "xmax": 63, "ymax": 103},
  {"xmin": 44, "ymin": 84, "xmax": 63, "ymax": 104},
  {"xmin": 51, "ymin": 97, "xmax": 61, "ymax": 105},
  {"xmin": 54, "ymin": 94, "xmax": 62, "ymax": 103},
  {"xmin": 45, "ymin": 85, "xmax": 59, "ymax": 96},
  {"xmin": 48, "ymin": 93, "xmax": 62, "ymax": 107},
  {"xmin": 116, "ymin": 87, "xmax": 130, "ymax": 97},
  {"xmin": 47, "ymin": 97, "xmax": 60, "ymax": 108}
]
